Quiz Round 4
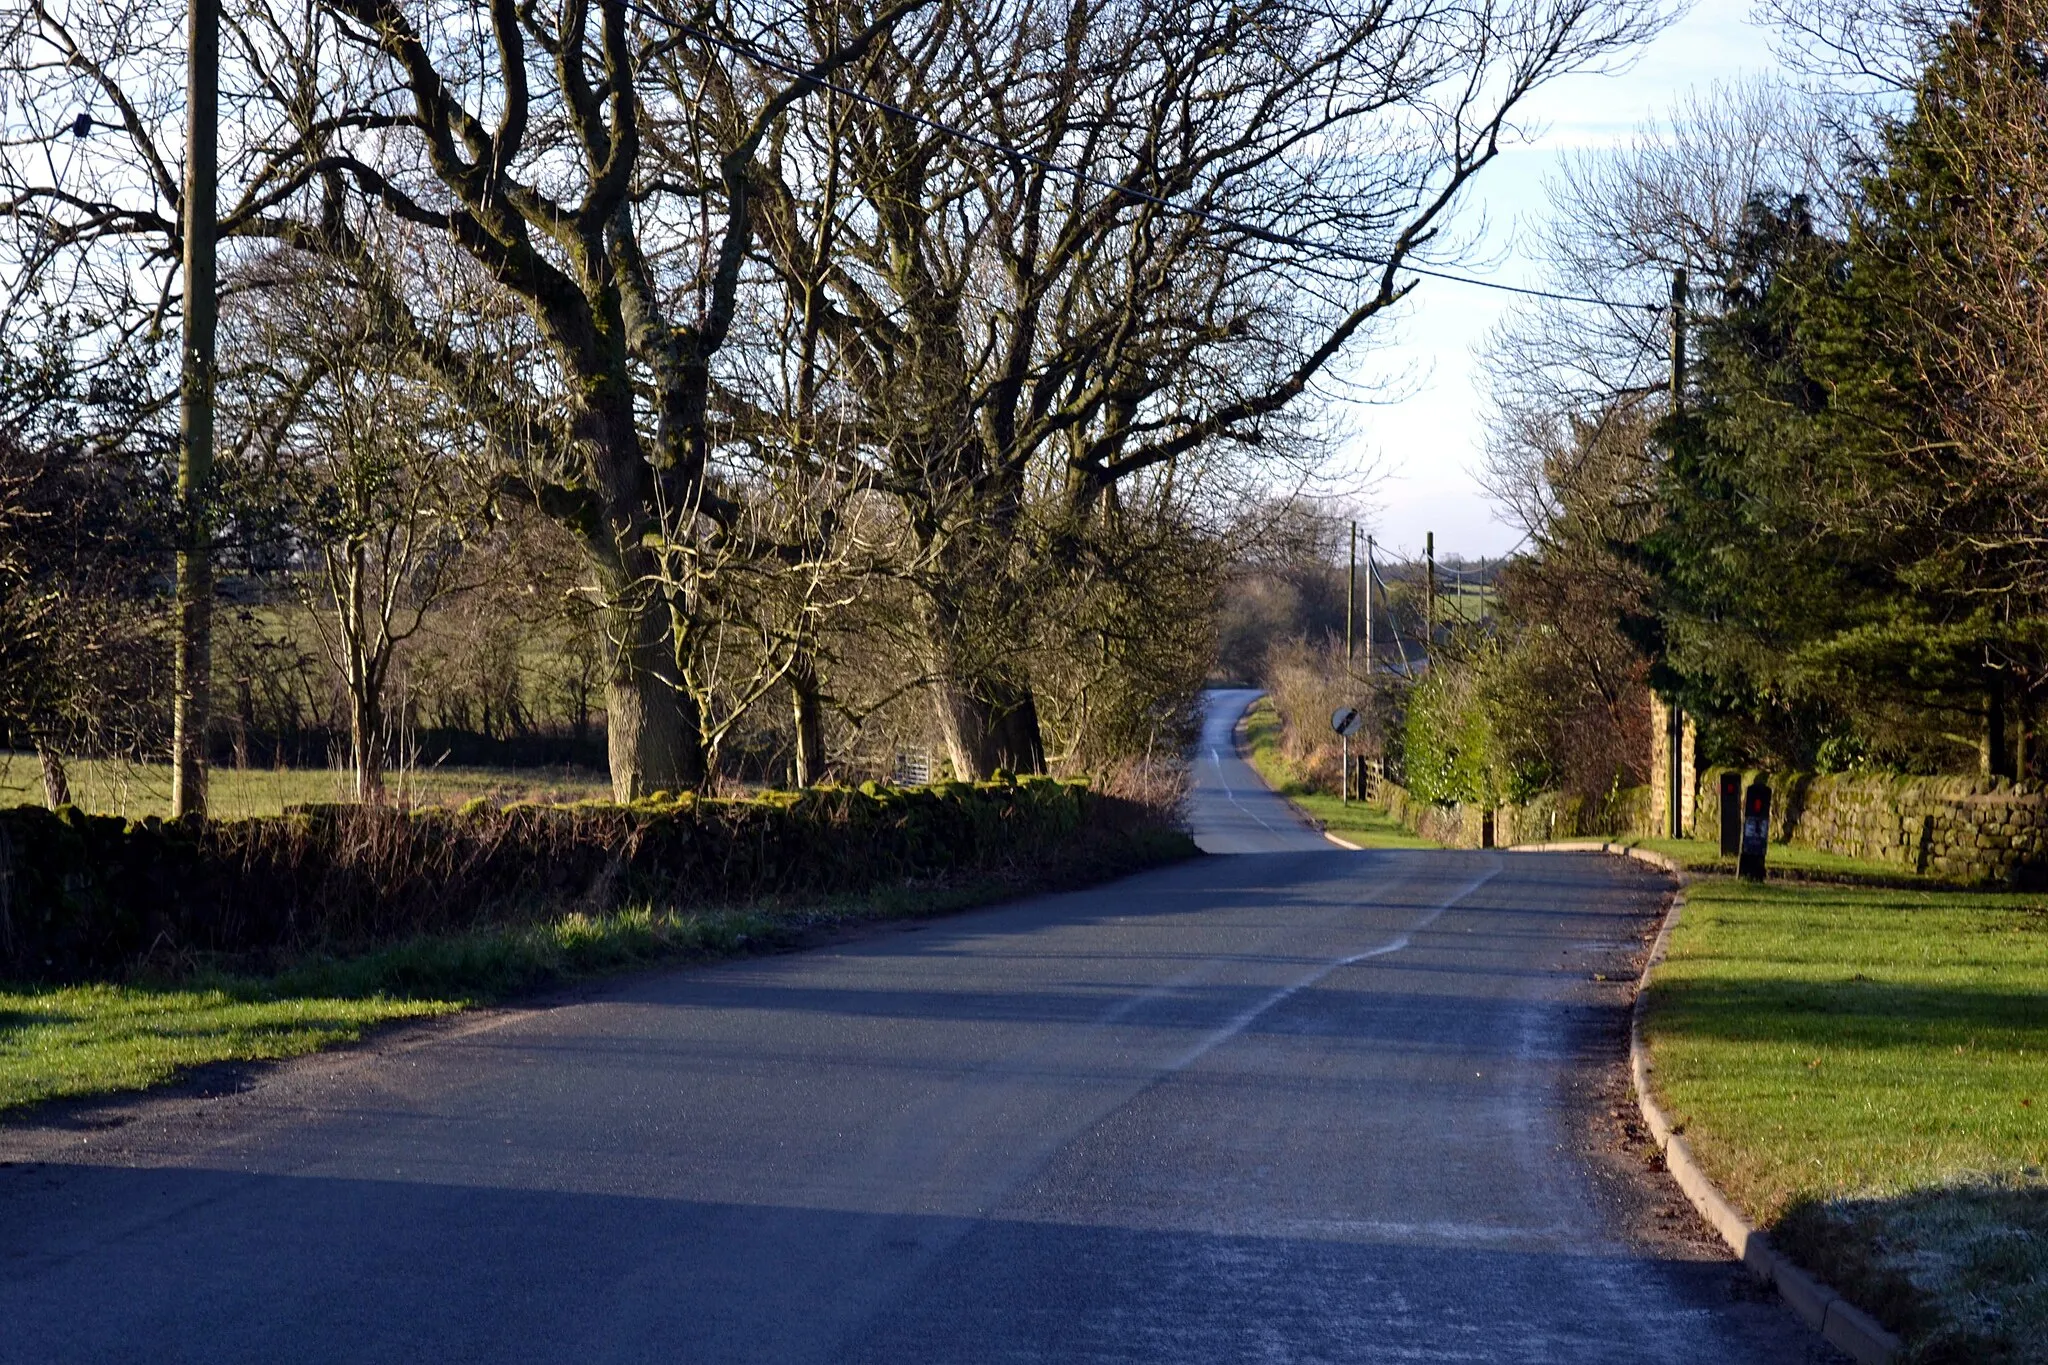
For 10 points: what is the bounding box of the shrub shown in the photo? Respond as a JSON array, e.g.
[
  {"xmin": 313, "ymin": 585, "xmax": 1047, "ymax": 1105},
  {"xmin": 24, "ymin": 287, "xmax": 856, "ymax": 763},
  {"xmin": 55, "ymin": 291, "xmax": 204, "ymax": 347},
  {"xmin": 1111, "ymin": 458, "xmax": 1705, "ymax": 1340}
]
[{"xmin": 0, "ymin": 778, "xmax": 1183, "ymax": 980}]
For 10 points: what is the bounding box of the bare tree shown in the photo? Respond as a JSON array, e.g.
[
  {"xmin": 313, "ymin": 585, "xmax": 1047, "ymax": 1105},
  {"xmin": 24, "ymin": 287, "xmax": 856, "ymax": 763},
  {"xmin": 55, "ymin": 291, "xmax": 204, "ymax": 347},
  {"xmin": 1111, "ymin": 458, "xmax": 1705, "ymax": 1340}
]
[
  {"xmin": 1482, "ymin": 79, "xmax": 1838, "ymax": 482},
  {"xmin": 2, "ymin": 0, "xmax": 929, "ymax": 799},
  {"xmin": 0, "ymin": 332, "xmax": 171, "ymax": 804},
  {"xmin": 739, "ymin": 0, "xmax": 1673, "ymax": 777},
  {"xmin": 224, "ymin": 251, "xmax": 485, "ymax": 801},
  {"xmin": 1854, "ymin": 3, "xmax": 2048, "ymax": 585}
]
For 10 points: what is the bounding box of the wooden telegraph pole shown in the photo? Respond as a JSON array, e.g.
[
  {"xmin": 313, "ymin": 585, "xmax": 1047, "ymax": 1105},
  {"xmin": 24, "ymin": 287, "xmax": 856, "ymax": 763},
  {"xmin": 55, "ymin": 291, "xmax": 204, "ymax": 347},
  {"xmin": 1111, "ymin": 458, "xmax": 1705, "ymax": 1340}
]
[
  {"xmin": 1665, "ymin": 268, "xmax": 1688, "ymax": 840},
  {"xmin": 1343, "ymin": 522, "xmax": 1356, "ymax": 802},
  {"xmin": 1363, "ymin": 534, "xmax": 1374, "ymax": 677},
  {"xmin": 172, "ymin": 0, "xmax": 219, "ymax": 819},
  {"xmin": 1424, "ymin": 531, "xmax": 1436, "ymax": 655},
  {"xmin": 1345, "ymin": 521, "xmax": 1356, "ymax": 673}
]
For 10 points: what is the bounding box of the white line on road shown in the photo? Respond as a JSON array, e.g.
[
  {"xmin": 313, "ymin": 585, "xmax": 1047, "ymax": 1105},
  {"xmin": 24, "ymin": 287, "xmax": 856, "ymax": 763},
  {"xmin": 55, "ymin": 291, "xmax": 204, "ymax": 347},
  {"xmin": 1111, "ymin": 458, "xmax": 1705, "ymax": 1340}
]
[
  {"xmin": 1166, "ymin": 860, "xmax": 1502, "ymax": 1073},
  {"xmin": 1209, "ymin": 745, "xmax": 1285, "ymax": 838}
]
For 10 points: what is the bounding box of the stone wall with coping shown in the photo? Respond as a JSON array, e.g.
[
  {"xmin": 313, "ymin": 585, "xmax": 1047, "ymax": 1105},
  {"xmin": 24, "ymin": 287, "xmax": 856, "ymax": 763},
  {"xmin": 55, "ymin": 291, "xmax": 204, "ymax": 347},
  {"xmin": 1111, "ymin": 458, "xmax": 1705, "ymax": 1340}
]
[
  {"xmin": 1689, "ymin": 768, "xmax": 2048, "ymax": 884},
  {"xmin": 1368, "ymin": 776, "xmax": 1655, "ymax": 849}
]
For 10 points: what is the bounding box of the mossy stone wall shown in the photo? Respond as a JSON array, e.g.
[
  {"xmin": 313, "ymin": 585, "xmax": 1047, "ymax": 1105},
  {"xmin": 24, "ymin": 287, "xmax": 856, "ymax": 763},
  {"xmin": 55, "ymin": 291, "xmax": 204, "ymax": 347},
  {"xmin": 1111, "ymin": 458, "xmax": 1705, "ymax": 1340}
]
[
  {"xmin": 1368, "ymin": 778, "xmax": 1655, "ymax": 848},
  {"xmin": 1689, "ymin": 769, "xmax": 2048, "ymax": 884}
]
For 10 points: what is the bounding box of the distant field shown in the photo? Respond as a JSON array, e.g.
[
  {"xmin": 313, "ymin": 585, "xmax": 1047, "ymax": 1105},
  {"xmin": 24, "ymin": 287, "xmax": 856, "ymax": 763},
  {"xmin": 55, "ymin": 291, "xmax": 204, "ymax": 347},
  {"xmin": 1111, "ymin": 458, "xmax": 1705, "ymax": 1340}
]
[{"xmin": 0, "ymin": 754, "xmax": 613, "ymax": 819}]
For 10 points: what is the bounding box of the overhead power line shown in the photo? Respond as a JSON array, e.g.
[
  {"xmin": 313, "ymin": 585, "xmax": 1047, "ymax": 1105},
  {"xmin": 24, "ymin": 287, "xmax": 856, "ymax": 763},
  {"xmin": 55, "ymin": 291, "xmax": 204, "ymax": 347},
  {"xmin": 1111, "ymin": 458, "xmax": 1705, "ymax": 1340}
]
[{"xmin": 633, "ymin": 8, "xmax": 1662, "ymax": 315}]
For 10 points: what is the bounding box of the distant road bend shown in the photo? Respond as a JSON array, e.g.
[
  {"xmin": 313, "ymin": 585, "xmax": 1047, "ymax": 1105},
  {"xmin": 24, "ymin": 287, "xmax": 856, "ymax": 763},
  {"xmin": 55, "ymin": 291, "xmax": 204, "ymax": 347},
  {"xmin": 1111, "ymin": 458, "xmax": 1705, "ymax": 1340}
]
[{"xmin": 0, "ymin": 689, "xmax": 1831, "ymax": 1362}]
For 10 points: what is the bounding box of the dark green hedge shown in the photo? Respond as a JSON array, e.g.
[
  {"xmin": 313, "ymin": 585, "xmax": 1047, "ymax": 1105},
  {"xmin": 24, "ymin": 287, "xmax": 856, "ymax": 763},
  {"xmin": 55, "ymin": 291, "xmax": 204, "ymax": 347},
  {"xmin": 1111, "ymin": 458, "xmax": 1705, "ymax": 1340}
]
[{"xmin": 0, "ymin": 778, "xmax": 1180, "ymax": 980}]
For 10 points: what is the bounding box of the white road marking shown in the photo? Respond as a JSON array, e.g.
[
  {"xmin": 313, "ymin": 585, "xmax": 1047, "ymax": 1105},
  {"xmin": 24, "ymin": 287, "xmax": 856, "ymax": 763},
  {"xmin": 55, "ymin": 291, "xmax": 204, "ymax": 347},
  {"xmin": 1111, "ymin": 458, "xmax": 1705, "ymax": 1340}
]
[
  {"xmin": 1166, "ymin": 860, "xmax": 1502, "ymax": 1072},
  {"xmin": 1208, "ymin": 744, "xmax": 1285, "ymax": 839}
]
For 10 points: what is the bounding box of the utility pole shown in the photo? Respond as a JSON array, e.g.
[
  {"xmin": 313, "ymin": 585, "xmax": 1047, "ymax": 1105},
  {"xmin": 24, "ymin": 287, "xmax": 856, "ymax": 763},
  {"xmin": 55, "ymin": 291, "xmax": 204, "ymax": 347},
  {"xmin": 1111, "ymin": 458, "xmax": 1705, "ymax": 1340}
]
[
  {"xmin": 172, "ymin": 0, "xmax": 219, "ymax": 819},
  {"xmin": 1343, "ymin": 522, "xmax": 1356, "ymax": 803},
  {"xmin": 1424, "ymin": 531, "xmax": 1436, "ymax": 656},
  {"xmin": 1345, "ymin": 521, "xmax": 1356, "ymax": 674},
  {"xmin": 1665, "ymin": 267, "xmax": 1688, "ymax": 840},
  {"xmin": 1363, "ymin": 535, "xmax": 1374, "ymax": 677},
  {"xmin": 1671, "ymin": 267, "xmax": 1688, "ymax": 410}
]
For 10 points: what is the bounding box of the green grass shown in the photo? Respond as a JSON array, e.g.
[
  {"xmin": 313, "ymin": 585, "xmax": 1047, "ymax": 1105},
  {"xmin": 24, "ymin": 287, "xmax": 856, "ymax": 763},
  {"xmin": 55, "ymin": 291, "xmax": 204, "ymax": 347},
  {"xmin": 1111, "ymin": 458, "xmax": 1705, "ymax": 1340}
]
[
  {"xmin": 1238, "ymin": 698, "xmax": 1436, "ymax": 848},
  {"xmin": 1283, "ymin": 789, "xmax": 1439, "ymax": 847},
  {"xmin": 1626, "ymin": 835, "xmax": 1941, "ymax": 884},
  {"xmin": 0, "ymin": 899, "xmax": 928, "ymax": 1116},
  {"xmin": 1645, "ymin": 876, "xmax": 2048, "ymax": 1361},
  {"xmin": 0, "ymin": 753, "xmax": 613, "ymax": 820},
  {"xmin": 0, "ymin": 984, "xmax": 457, "ymax": 1114}
]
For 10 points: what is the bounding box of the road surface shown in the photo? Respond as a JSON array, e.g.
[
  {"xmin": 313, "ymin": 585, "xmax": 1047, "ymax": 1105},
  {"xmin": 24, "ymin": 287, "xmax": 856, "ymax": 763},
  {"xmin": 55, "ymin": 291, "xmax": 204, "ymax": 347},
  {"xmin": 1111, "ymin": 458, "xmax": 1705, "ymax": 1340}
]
[
  {"xmin": 0, "ymin": 690, "xmax": 1833, "ymax": 1362},
  {"xmin": 1189, "ymin": 688, "xmax": 1334, "ymax": 854}
]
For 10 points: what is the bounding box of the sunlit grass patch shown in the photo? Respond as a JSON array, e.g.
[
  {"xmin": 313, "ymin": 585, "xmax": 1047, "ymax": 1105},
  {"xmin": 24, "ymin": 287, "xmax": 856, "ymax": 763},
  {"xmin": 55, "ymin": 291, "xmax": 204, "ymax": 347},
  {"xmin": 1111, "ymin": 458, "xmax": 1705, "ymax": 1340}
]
[
  {"xmin": 0, "ymin": 983, "xmax": 455, "ymax": 1113},
  {"xmin": 1645, "ymin": 876, "xmax": 2048, "ymax": 1360},
  {"xmin": 1632, "ymin": 835, "xmax": 1944, "ymax": 885}
]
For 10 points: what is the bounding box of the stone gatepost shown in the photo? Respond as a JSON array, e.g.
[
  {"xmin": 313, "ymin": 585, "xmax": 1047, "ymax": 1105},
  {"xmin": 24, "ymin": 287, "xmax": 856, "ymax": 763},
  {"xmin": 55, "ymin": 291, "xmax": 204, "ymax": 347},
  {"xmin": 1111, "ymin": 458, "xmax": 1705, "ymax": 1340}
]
[{"xmin": 1648, "ymin": 696, "xmax": 1698, "ymax": 838}]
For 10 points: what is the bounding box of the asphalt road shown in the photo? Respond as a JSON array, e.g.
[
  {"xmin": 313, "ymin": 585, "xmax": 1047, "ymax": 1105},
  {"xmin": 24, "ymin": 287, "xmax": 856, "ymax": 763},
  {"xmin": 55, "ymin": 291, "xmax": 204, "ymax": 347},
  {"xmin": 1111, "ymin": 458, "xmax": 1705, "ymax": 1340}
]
[
  {"xmin": 1190, "ymin": 687, "xmax": 1335, "ymax": 854},
  {"xmin": 0, "ymin": 690, "xmax": 1834, "ymax": 1363}
]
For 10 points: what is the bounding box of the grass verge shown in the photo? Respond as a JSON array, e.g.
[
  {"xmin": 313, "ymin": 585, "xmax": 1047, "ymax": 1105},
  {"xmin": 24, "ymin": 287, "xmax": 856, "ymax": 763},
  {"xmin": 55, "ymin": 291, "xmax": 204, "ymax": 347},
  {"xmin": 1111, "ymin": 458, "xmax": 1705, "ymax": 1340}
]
[
  {"xmin": 2, "ymin": 835, "xmax": 1193, "ymax": 1120},
  {"xmin": 1624, "ymin": 835, "xmax": 1948, "ymax": 886},
  {"xmin": 1238, "ymin": 699, "xmax": 1436, "ymax": 848},
  {"xmin": 1643, "ymin": 875, "xmax": 2048, "ymax": 1362}
]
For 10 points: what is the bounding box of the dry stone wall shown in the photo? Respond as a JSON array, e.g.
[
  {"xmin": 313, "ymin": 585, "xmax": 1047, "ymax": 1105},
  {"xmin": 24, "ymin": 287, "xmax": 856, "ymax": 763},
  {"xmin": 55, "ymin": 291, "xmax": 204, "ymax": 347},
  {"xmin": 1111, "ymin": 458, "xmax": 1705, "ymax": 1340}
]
[
  {"xmin": 1369, "ymin": 777, "xmax": 1654, "ymax": 849},
  {"xmin": 1690, "ymin": 769, "xmax": 2048, "ymax": 884}
]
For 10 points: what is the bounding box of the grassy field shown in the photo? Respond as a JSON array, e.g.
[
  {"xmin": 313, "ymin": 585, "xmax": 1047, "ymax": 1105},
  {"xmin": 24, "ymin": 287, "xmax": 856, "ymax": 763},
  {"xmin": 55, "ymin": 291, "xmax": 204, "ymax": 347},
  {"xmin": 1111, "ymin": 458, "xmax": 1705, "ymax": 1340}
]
[
  {"xmin": 1238, "ymin": 698, "xmax": 1436, "ymax": 848},
  {"xmin": 0, "ymin": 882, "xmax": 1044, "ymax": 1119},
  {"xmin": 0, "ymin": 753, "xmax": 612, "ymax": 820},
  {"xmin": 1644, "ymin": 876, "xmax": 2048, "ymax": 1361}
]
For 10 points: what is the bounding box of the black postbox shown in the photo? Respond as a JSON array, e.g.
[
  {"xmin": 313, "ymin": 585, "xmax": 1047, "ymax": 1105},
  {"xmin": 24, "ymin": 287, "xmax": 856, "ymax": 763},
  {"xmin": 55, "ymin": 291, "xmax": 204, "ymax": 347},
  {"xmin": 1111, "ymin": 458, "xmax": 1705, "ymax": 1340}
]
[
  {"xmin": 1737, "ymin": 780, "xmax": 1771, "ymax": 881},
  {"xmin": 1719, "ymin": 771, "xmax": 1742, "ymax": 857}
]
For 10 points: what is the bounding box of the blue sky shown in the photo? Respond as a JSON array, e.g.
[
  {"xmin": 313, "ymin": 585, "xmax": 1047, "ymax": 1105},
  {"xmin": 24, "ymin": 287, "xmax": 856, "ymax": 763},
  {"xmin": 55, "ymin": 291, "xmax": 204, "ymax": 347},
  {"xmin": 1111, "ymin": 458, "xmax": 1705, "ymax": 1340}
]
[{"xmin": 1341, "ymin": 2, "xmax": 1787, "ymax": 561}]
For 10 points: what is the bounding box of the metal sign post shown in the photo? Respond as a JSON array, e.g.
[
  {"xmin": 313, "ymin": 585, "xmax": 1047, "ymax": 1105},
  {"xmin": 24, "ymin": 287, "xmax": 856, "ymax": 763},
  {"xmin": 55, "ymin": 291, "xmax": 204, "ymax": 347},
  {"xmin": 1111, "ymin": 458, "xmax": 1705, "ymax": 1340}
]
[{"xmin": 1331, "ymin": 707, "xmax": 1364, "ymax": 804}]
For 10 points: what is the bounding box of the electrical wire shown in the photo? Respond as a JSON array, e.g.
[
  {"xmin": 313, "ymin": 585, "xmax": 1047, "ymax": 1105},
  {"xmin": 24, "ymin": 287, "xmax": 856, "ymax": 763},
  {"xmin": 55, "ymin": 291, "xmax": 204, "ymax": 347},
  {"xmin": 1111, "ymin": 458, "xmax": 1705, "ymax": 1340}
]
[
  {"xmin": 1368, "ymin": 557, "xmax": 1417, "ymax": 678},
  {"xmin": 635, "ymin": 8, "xmax": 1664, "ymax": 315}
]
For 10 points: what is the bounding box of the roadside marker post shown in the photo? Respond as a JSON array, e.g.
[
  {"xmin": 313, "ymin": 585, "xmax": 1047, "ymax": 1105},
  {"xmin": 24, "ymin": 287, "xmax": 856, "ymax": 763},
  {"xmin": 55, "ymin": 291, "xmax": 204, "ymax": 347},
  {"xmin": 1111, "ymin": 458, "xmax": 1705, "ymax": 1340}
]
[
  {"xmin": 1718, "ymin": 772, "xmax": 1742, "ymax": 857},
  {"xmin": 1738, "ymin": 780, "xmax": 1771, "ymax": 882}
]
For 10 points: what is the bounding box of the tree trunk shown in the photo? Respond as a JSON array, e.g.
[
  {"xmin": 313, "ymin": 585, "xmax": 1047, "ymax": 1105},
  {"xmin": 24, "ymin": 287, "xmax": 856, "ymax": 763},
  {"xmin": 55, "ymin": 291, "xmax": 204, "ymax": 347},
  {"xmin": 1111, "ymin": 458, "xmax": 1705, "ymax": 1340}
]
[
  {"xmin": 928, "ymin": 670, "xmax": 1045, "ymax": 780},
  {"xmin": 991, "ymin": 687, "xmax": 1046, "ymax": 774},
  {"xmin": 350, "ymin": 685, "xmax": 384, "ymax": 803},
  {"xmin": 600, "ymin": 589, "xmax": 703, "ymax": 799},
  {"xmin": 1985, "ymin": 671, "xmax": 2013, "ymax": 779},
  {"xmin": 790, "ymin": 652, "xmax": 827, "ymax": 787},
  {"xmin": 35, "ymin": 740, "xmax": 70, "ymax": 809},
  {"xmin": 171, "ymin": 0, "xmax": 219, "ymax": 820},
  {"xmin": 2018, "ymin": 705, "xmax": 2032, "ymax": 783},
  {"xmin": 917, "ymin": 589, "xmax": 1045, "ymax": 782}
]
